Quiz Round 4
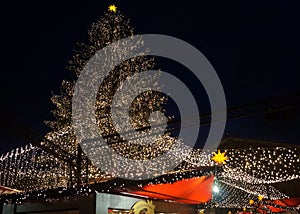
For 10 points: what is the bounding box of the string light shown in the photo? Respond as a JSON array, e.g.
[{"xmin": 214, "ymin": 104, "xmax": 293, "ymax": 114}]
[{"xmin": 0, "ymin": 145, "xmax": 299, "ymax": 206}]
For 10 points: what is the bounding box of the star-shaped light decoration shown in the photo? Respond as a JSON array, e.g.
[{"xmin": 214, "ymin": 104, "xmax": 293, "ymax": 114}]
[
  {"xmin": 258, "ymin": 195, "xmax": 264, "ymax": 201},
  {"xmin": 249, "ymin": 199, "xmax": 255, "ymax": 205},
  {"xmin": 108, "ymin": 4, "xmax": 117, "ymax": 13},
  {"xmin": 211, "ymin": 150, "xmax": 228, "ymax": 165}
]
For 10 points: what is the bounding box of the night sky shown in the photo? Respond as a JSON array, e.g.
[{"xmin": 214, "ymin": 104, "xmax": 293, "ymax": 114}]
[{"xmin": 1, "ymin": 0, "xmax": 299, "ymax": 154}]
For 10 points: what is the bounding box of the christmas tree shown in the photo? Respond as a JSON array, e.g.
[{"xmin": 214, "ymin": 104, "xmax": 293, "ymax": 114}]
[{"xmin": 42, "ymin": 5, "xmax": 176, "ymax": 184}]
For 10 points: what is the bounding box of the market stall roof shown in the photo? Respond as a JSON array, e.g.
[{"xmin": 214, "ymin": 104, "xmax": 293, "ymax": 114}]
[
  {"xmin": 273, "ymin": 197, "xmax": 300, "ymax": 207},
  {"xmin": 256, "ymin": 197, "xmax": 300, "ymax": 213},
  {"xmin": 129, "ymin": 175, "xmax": 214, "ymax": 204},
  {"xmin": 0, "ymin": 186, "xmax": 21, "ymax": 195}
]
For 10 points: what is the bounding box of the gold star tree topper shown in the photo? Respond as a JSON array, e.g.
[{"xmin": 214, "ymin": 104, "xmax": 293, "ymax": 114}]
[
  {"xmin": 211, "ymin": 150, "xmax": 228, "ymax": 165},
  {"xmin": 108, "ymin": 4, "xmax": 117, "ymax": 12}
]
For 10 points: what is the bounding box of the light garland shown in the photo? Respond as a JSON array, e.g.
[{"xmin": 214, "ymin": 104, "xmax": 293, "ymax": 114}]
[
  {"xmin": 0, "ymin": 6, "xmax": 299, "ymax": 211},
  {"xmin": 0, "ymin": 144, "xmax": 299, "ymax": 206}
]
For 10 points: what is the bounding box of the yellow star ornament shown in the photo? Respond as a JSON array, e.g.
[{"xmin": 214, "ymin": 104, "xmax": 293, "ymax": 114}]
[
  {"xmin": 108, "ymin": 4, "xmax": 117, "ymax": 12},
  {"xmin": 258, "ymin": 195, "xmax": 264, "ymax": 201},
  {"xmin": 249, "ymin": 199, "xmax": 255, "ymax": 205},
  {"xmin": 211, "ymin": 150, "xmax": 228, "ymax": 165}
]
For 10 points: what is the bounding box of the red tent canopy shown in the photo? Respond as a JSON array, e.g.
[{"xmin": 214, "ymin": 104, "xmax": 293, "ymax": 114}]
[
  {"xmin": 256, "ymin": 198, "xmax": 300, "ymax": 213},
  {"xmin": 273, "ymin": 197, "xmax": 300, "ymax": 207},
  {"xmin": 266, "ymin": 205, "xmax": 285, "ymax": 213},
  {"xmin": 130, "ymin": 175, "xmax": 214, "ymax": 204},
  {"xmin": 266, "ymin": 197, "xmax": 300, "ymax": 213}
]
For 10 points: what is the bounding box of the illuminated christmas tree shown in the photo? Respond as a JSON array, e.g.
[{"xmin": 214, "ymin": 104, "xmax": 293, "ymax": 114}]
[{"xmin": 42, "ymin": 5, "xmax": 176, "ymax": 183}]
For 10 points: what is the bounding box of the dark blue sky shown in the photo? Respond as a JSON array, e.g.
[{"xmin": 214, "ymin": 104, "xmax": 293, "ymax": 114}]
[{"xmin": 0, "ymin": 0, "xmax": 299, "ymax": 154}]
